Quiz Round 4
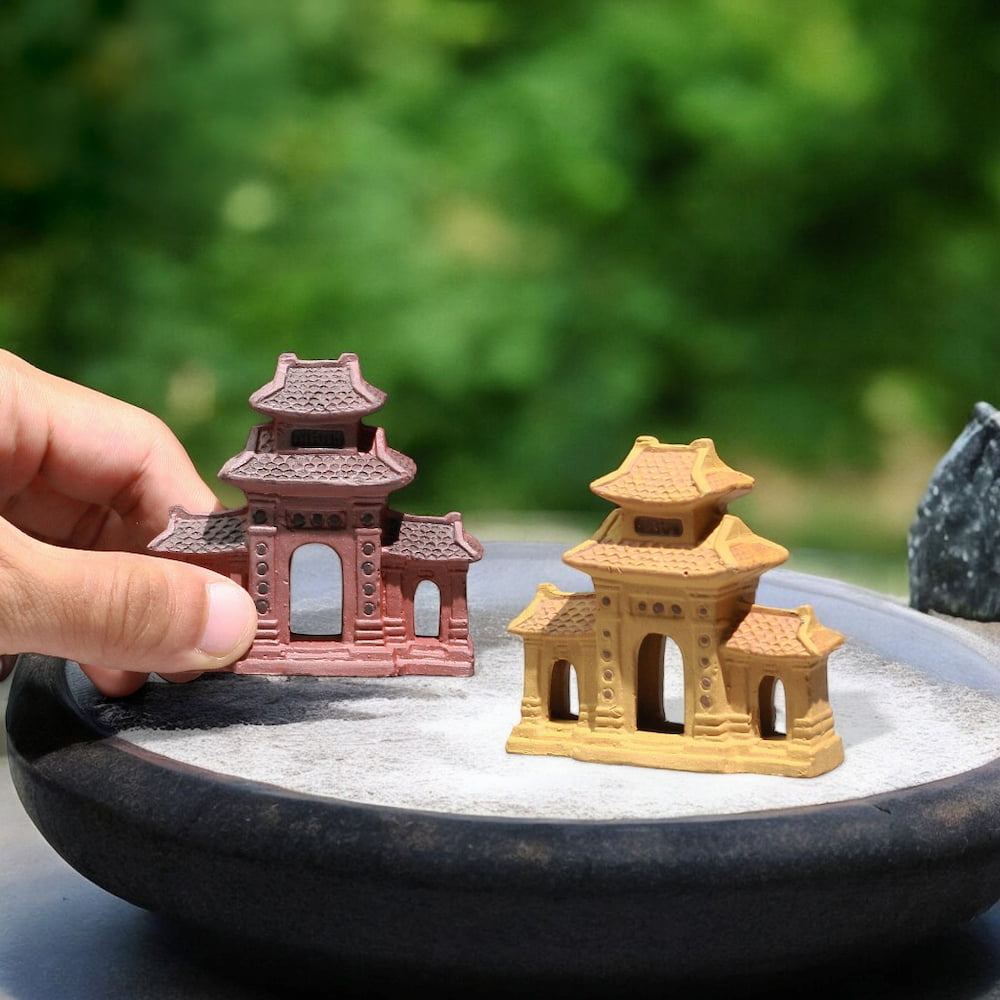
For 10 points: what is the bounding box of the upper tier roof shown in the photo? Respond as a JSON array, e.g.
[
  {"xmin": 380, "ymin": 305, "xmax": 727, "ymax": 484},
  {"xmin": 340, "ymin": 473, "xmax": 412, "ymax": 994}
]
[
  {"xmin": 220, "ymin": 449, "xmax": 415, "ymax": 493},
  {"xmin": 249, "ymin": 352, "xmax": 387, "ymax": 421},
  {"xmin": 219, "ymin": 424, "xmax": 416, "ymax": 495},
  {"xmin": 590, "ymin": 436, "xmax": 754, "ymax": 509},
  {"xmin": 563, "ymin": 513, "xmax": 787, "ymax": 583}
]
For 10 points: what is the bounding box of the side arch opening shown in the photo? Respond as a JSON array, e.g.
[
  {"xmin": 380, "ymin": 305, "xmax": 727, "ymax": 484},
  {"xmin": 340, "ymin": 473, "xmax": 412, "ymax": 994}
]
[
  {"xmin": 548, "ymin": 659, "xmax": 580, "ymax": 722},
  {"xmin": 413, "ymin": 579, "xmax": 442, "ymax": 638},
  {"xmin": 759, "ymin": 676, "xmax": 788, "ymax": 739}
]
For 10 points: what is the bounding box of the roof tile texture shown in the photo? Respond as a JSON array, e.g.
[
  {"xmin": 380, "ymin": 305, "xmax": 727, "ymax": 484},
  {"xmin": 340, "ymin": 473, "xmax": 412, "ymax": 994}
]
[
  {"xmin": 509, "ymin": 589, "xmax": 596, "ymax": 637},
  {"xmin": 224, "ymin": 450, "xmax": 416, "ymax": 488},
  {"xmin": 251, "ymin": 354, "xmax": 386, "ymax": 417},
  {"xmin": 725, "ymin": 606, "xmax": 843, "ymax": 658},
  {"xmin": 385, "ymin": 515, "xmax": 483, "ymax": 562},
  {"xmin": 150, "ymin": 509, "xmax": 247, "ymax": 555},
  {"xmin": 592, "ymin": 437, "xmax": 753, "ymax": 507}
]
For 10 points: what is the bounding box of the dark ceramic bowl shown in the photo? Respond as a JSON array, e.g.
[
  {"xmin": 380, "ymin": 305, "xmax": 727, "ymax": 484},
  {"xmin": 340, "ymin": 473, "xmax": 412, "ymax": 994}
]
[{"xmin": 8, "ymin": 543, "xmax": 1000, "ymax": 990}]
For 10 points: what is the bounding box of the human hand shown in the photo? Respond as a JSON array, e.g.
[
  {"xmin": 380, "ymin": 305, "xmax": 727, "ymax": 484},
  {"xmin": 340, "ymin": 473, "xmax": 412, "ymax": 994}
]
[{"xmin": 0, "ymin": 350, "xmax": 256, "ymax": 696}]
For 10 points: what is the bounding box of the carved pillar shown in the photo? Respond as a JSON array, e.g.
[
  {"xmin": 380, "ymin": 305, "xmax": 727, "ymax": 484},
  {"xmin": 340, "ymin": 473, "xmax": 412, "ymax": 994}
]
[
  {"xmin": 381, "ymin": 564, "xmax": 406, "ymax": 642},
  {"xmin": 245, "ymin": 496, "xmax": 280, "ymax": 645},
  {"xmin": 445, "ymin": 566, "xmax": 470, "ymax": 643},
  {"xmin": 353, "ymin": 525, "xmax": 384, "ymax": 643}
]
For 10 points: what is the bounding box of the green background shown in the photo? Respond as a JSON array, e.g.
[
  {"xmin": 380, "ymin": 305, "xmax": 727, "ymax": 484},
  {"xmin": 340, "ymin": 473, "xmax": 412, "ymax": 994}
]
[{"xmin": 4, "ymin": 0, "xmax": 1000, "ymax": 594}]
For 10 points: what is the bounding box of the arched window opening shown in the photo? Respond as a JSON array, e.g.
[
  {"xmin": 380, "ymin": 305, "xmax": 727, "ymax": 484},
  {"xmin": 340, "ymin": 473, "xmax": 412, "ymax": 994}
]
[
  {"xmin": 290, "ymin": 543, "xmax": 343, "ymax": 638},
  {"xmin": 637, "ymin": 634, "xmax": 685, "ymax": 734},
  {"xmin": 413, "ymin": 579, "xmax": 442, "ymax": 638},
  {"xmin": 759, "ymin": 676, "xmax": 788, "ymax": 739},
  {"xmin": 549, "ymin": 659, "xmax": 579, "ymax": 721}
]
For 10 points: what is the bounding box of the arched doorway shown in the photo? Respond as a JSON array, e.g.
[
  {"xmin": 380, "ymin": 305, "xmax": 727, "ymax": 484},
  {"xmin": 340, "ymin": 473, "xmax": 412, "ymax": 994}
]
[
  {"xmin": 548, "ymin": 659, "xmax": 580, "ymax": 721},
  {"xmin": 636, "ymin": 633, "xmax": 685, "ymax": 734},
  {"xmin": 413, "ymin": 579, "xmax": 442, "ymax": 638},
  {"xmin": 758, "ymin": 676, "xmax": 787, "ymax": 739},
  {"xmin": 289, "ymin": 543, "xmax": 343, "ymax": 638}
]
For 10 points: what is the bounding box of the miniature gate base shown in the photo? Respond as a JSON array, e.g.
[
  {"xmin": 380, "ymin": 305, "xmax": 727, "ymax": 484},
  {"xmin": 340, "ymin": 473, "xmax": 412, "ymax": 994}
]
[
  {"xmin": 234, "ymin": 642, "xmax": 475, "ymax": 677},
  {"xmin": 506, "ymin": 722, "xmax": 844, "ymax": 778}
]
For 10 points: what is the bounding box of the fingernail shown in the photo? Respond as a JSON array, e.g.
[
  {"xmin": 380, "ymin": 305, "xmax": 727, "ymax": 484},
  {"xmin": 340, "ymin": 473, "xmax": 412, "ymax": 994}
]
[{"xmin": 197, "ymin": 582, "xmax": 255, "ymax": 660}]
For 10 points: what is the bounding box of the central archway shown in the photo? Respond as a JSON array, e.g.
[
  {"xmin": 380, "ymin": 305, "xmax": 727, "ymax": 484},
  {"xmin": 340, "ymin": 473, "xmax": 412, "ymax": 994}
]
[
  {"xmin": 636, "ymin": 633, "xmax": 685, "ymax": 734},
  {"xmin": 289, "ymin": 543, "xmax": 343, "ymax": 638}
]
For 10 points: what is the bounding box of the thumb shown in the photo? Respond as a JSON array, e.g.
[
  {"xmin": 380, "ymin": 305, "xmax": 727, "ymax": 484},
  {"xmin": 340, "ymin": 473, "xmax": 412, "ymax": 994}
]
[{"xmin": 0, "ymin": 518, "xmax": 257, "ymax": 683}]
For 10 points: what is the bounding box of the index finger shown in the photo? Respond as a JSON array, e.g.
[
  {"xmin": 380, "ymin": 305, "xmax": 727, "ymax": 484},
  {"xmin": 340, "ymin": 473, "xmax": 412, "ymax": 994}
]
[{"xmin": 0, "ymin": 351, "xmax": 220, "ymax": 544}]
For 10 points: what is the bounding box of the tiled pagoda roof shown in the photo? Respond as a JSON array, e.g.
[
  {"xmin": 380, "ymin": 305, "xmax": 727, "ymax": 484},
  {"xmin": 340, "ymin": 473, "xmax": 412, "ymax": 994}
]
[
  {"xmin": 590, "ymin": 436, "xmax": 754, "ymax": 509},
  {"xmin": 508, "ymin": 584, "xmax": 596, "ymax": 637},
  {"xmin": 220, "ymin": 425, "xmax": 416, "ymax": 493},
  {"xmin": 221, "ymin": 448, "xmax": 416, "ymax": 491},
  {"xmin": 724, "ymin": 604, "xmax": 844, "ymax": 659},
  {"xmin": 384, "ymin": 512, "xmax": 484, "ymax": 564},
  {"xmin": 563, "ymin": 513, "xmax": 787, "ymax": 582},
  {"xmin": 249, "ymin": 353, "xmax": 387, "ymax": 420},
  {"xmin": 149, "ymin": 507, "xmax": 248, "ymax": 556}
]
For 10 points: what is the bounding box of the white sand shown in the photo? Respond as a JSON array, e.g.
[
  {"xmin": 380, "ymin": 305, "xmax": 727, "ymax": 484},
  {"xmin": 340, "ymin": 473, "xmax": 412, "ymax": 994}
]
[{"xmin": 91, "ymin": 622, "xmax": 1000, "ymax": 821}]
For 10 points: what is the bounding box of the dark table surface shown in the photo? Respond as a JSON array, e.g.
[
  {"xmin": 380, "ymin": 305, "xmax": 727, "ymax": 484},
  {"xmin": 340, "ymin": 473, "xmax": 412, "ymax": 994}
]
[
  {"xmin": 1, "ymin": 682, "xmax": 282, "ymax": 1000},
  {"xmin": 8, "ymin": 675, "xmax": 1000, "ymax": 1000},
  {"xmin": 10, "ymin": 536, "xmax": 1000, "ymax": 1000}
]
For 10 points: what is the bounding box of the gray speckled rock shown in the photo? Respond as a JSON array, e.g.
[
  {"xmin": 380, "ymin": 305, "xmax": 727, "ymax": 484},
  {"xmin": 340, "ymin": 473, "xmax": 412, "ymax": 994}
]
[{"xmin": 909, "ymin": 401, "xmax": 1000, "ymax": 620}]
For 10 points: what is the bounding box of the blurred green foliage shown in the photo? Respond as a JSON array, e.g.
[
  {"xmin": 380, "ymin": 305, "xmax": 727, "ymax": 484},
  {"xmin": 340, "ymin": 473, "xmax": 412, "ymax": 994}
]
[{"xmin": 2, "ymin": 0, "xmax": 999, "ymax": 554}]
